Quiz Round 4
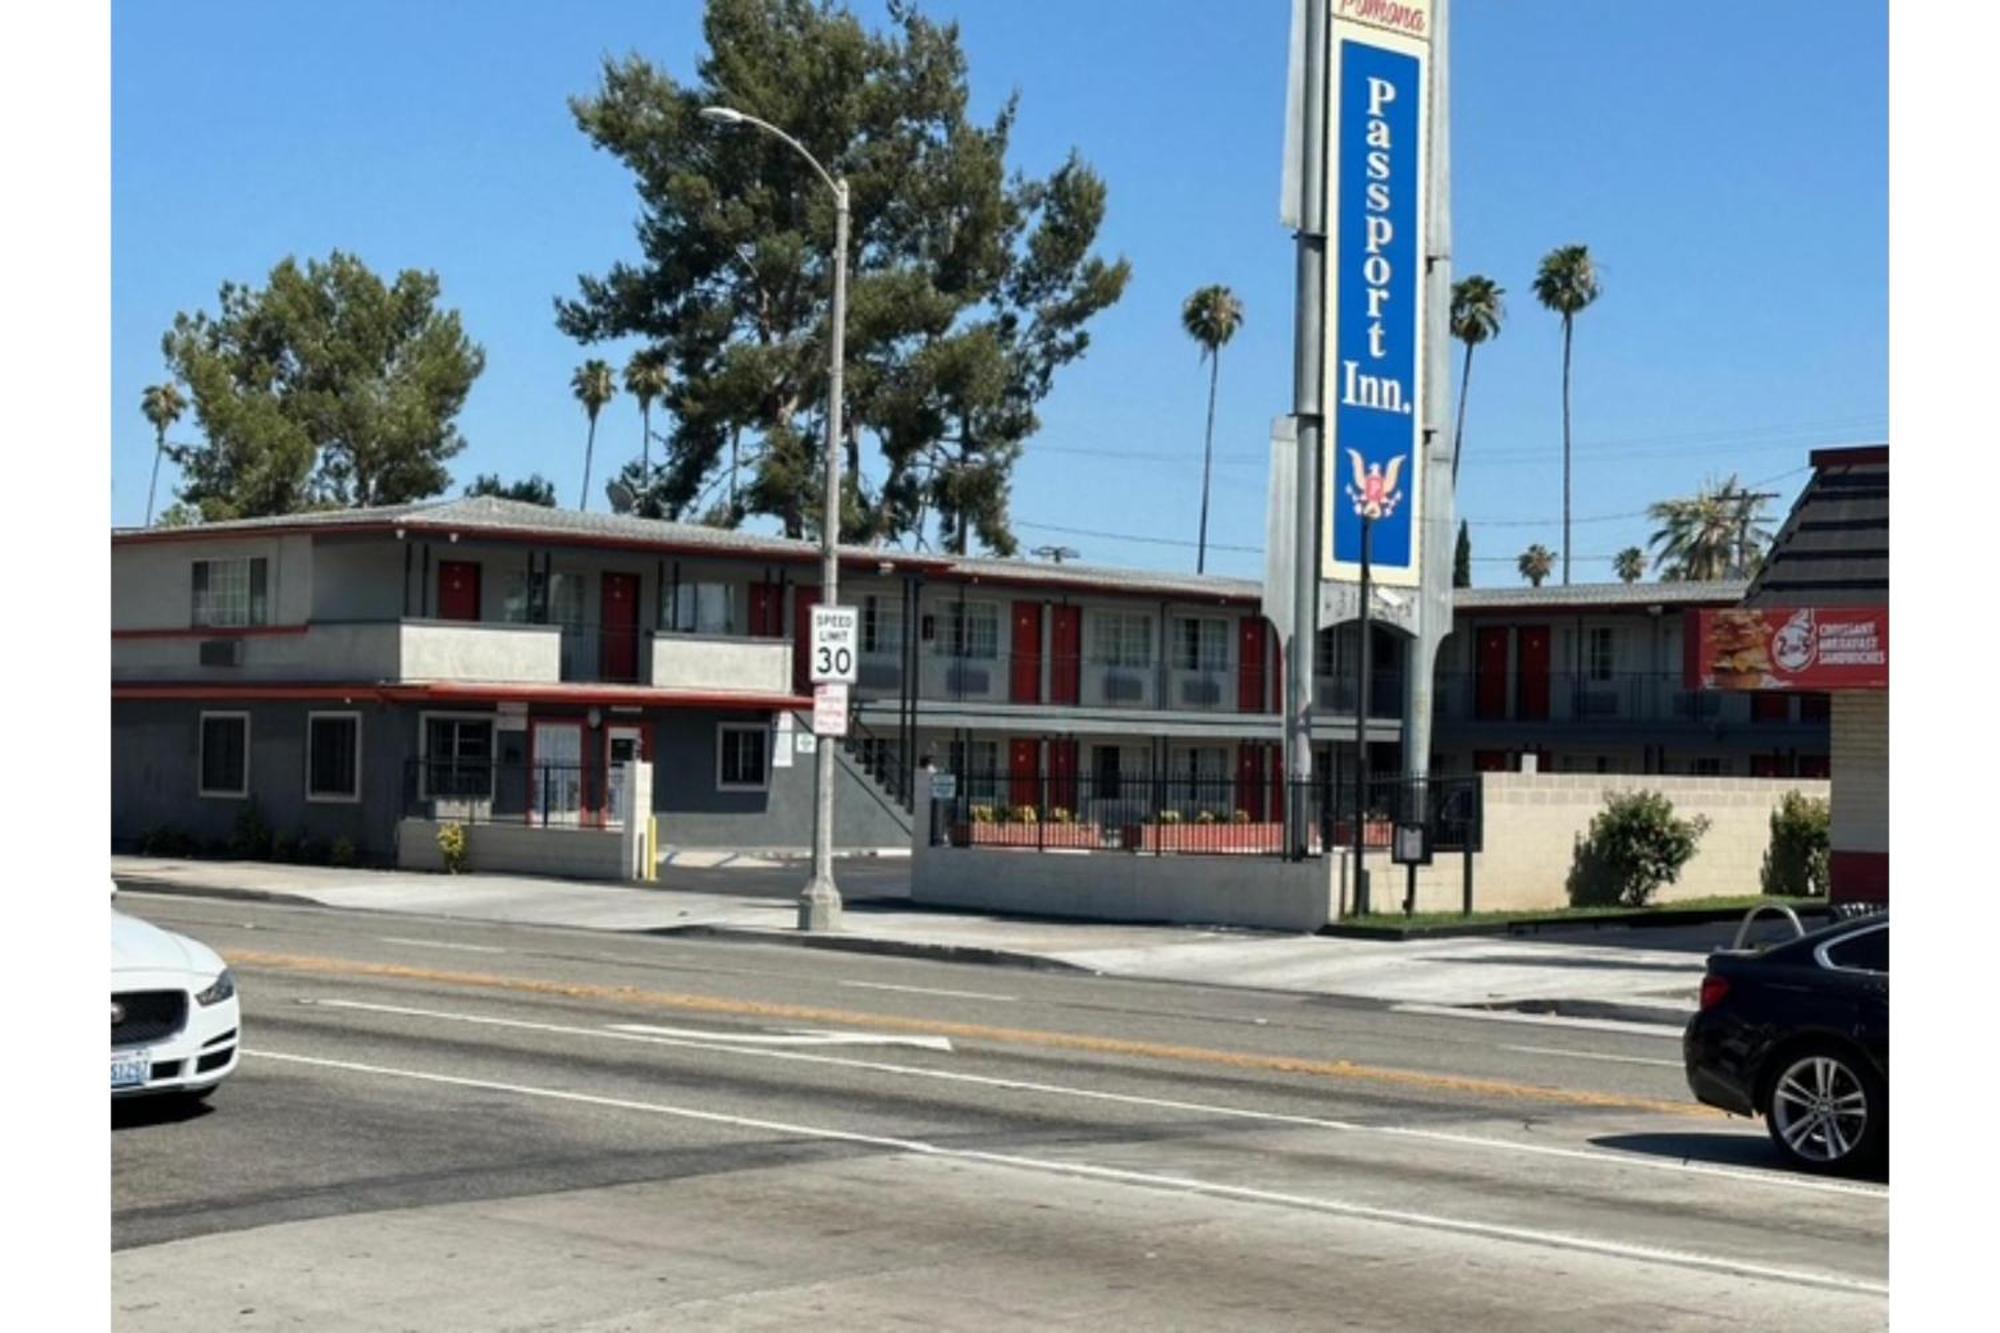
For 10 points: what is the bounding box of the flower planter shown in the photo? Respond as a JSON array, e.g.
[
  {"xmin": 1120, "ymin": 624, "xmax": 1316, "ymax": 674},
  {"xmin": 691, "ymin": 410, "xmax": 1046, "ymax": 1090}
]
[
  {"xmin": 1121, "ymin": 822, "xmax": 1287, "ymax": 855},
  {"xmin": 956, "ymin": 823, "xmax": 1105, "ymax": 850},
  {"xmin": 1330, "ymin": 820, "xmax": 1396, "ymax": 849}
]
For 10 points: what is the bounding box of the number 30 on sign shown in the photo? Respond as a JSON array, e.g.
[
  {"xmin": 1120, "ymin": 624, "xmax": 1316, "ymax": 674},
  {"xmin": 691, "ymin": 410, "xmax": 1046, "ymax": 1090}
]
[{"xmin": 810, "ymin": 605, "xmax": 860, "ymax": 684}]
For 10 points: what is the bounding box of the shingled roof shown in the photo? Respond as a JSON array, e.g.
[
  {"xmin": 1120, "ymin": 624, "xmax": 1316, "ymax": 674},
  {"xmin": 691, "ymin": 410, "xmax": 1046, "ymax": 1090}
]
[{"xmin": 1744, "ymin": 446, "xmax": 1889, "ymax": 608}]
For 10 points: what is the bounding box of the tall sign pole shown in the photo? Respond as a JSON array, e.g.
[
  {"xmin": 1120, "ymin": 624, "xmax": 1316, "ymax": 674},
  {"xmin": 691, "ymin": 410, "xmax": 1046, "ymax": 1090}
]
[{"xmin": 1285, "ymin": 0, "xmax": 1330, "ymax": 859}]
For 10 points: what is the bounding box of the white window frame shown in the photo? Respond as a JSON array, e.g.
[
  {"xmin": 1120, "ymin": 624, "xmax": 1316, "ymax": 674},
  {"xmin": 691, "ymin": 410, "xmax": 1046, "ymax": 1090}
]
[
  {"xmin": 862, "ymin": 595, "xmax": 905, "ymax": 657},
  {"xmin": 935, "ymin": 601, "xmax": 1000, "ymax": 660},
  {"xmin": 191, "ymin": 556, "xmax": 270, "ymax": 629},
  {"xmin": 305, "ymin": 710, "xmax": 363, "ymax": 804},
  {"xmin": 418, "ymin": 710, "xmax": 498, "ymax": 801},
  {"xmin": 1174, "ymin": 617, "xmax": 1230, "ymax": 672},
  {"xmin": 716, "ymin": 723, "xmax": 771, "ymax": 792},
  {"xmin": 197, "ymin": 710, "xmax": 251, "ymax": 799},
  {"xmin": 1092, "ymin": 610, "xmax": 1154, "ymax": 669},
  {"xmin": 1586, "ymin": 626, "xmax": 1616, "ymax": 682}
]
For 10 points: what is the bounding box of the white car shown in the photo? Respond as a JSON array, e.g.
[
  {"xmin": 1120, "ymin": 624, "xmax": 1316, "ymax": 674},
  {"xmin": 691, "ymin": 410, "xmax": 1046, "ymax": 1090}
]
[{"xmin": 111, "ymin": 885, "xmax": 240, "ymax": 1101}]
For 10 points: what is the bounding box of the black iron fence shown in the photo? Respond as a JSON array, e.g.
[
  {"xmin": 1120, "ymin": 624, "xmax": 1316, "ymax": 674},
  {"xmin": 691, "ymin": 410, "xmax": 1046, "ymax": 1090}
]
[
  {"xmin": 932, "ymin": 770, "xmax": 1480, "ymax": 858},
  {"xmin": 403, "ymin": 758, "xmax": 640, "ymax": 828}
]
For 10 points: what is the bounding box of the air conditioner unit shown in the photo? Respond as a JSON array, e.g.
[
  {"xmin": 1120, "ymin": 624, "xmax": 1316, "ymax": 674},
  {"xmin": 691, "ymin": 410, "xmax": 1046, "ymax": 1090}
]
[
  {"xmin": 1102, "ymin": 673, "xmax": 1145, "ymax": 703},
  {"xmin": 1580, "ymin": 690, "xmax": 1619, "ymax": 718},
  {"xmin": 947, "ymin": 664, "xmax": 991, "ymax": 695},
  {"xmin": 858, "ymin": 661, "xmax": 900, "ymax": 690},
  {"xmin": 198, "ymin": 638, "xmax": 244, "ymax": 668},
  {"xmin": 1179, "ymin": 677, "xmax": 1222, "ymax": 707}
]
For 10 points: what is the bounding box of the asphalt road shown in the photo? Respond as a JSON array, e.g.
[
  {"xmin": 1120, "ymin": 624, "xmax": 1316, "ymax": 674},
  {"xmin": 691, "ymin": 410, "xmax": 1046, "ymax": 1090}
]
[{"xmin": 112, "ymin": 893, "xmax": 1887, "ymax": 1332}]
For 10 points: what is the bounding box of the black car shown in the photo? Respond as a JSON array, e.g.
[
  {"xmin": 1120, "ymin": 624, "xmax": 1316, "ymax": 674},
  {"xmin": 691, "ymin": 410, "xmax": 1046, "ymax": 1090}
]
[{"xmin": 1684, "ymin": 912, "xmax": 1888, "ymax": 1173}]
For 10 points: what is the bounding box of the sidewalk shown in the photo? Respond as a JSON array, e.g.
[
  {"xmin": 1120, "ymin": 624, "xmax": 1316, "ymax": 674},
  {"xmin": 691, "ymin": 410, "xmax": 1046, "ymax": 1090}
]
[{"xmin": 111, "ymin": 856, "xmax": 1710, "ymax": 1025}]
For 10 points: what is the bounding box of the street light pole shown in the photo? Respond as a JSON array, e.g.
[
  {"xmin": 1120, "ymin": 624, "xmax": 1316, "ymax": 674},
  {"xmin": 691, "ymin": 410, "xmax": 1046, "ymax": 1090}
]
[
  {"xmin": 1353, "ymin": 514, "xmax": 1373, "ymax": 917},
  {"xmin": 701, "ymin": 106, "xmax": 848, "ymax": 931}
]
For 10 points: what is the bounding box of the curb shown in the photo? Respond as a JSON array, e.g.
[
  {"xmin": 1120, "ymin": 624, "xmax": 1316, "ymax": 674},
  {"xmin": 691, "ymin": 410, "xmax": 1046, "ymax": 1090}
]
[
  {"xmin": 1478, "ymin": 997, "xmax": 1695, "ymax": 1027},
  {"xmin": 1321, "ymin": 902, "xmax": 1833, "ymax": 942},
  {"xmin": 645, "ymin": 923, "xmax": 1095, "ymax": 975},
  {"xmin": 114, "ymin": 876, "xmax": 322, "ymax": 909}
]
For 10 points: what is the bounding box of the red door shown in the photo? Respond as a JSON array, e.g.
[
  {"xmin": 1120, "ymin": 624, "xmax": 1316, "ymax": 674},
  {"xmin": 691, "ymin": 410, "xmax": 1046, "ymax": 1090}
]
[
  {"xmin": 1238, "ymin": 618, "xmax": 1266, "ymax": 713},
  {"xmin": 1749, "ymin": 754, "xmax": 1786, "ymax": 778},
  {"xmin": 749, "ymin": 582, "xmax": 783, "ymax": 637},
  {"xmin": 1751, "ymin": 694, "xmax": 1791, "ymax": 724},
  {"xmin": 1010, "ymin": 602, "xmax": 1043, "ymax": 703},
  {"xmin": 1049, "ymin": 739, "xmax": 1078, "ymax": 812},
  {"xmin": 1474, "ymin": 626, "xmax": 1508, "ymax": 720},
  {"xmin": 601, "ymin": 573, "xmax": 641, "ymax": 682},
  {"xmin": 792, "ymin": 587, "xmax": 821, "ymax": 693},
  {"xmin": 1009, "ymin": 737, "xmax": 1040, "ymax": 810},
  {"xmin": 437, "ymin": 561, "xmax": 481, "ymax": 622},
  {"xmin": 1050, "ymin": 606, "xmax": 1082, "ymax": 705},
  {"xmin": 1516, "ymin": 626, "xmax": 1551, "ymax": 721},
  {"xmin": 1236, "ymin": 744, "xmax": 1267, "ymax": 821},
  {"xmin": 1474, "ymin": 749, "xmax": 1509, "ymax": 773}
]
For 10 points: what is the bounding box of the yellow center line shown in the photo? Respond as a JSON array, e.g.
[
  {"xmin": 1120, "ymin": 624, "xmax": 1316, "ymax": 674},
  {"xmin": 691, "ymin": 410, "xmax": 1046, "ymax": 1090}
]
[{"xmin": 224, "ymin": 948, "xmax": 1722, "ymax": 1119}]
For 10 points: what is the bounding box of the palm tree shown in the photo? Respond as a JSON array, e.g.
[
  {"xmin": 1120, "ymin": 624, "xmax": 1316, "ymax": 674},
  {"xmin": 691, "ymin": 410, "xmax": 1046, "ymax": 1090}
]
[
  {"xmin": 624, "ymin": 353, "xmax": 672, "ymax": 503},
  {"xmin": 1612, "ymin": 547, "xmax": 1646, "ymax": 584},
  {"xmin": 571, "ymin": 360, "xmax": 615, "ymax": 510},
  {"xmin": 140, "ymin": 382, "xmax": 186, "ymax": 526},
  {"xmin": 1518, "ymin": 544, "xmax": 1556, "ymax": 588},
  {"xmin": 1181, "ymin": 285, "xmax": 1244, "ymax": 574},
  {"xmin": 1448, "ymin": 275, "xmax": 1504, "ymax": 484},
  {"xmin": 1532, "ymin": 245, "xmax": 1602, "ymax": 584},
  {"xmin": 1647, "ymin": 474, "xmax": 1773, "ymax": 581}
]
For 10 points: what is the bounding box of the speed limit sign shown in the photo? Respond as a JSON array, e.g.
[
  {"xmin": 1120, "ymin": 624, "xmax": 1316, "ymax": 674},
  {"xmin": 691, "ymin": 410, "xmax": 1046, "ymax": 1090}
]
[{"xmin": 810, "ymin": 605, "xmax": 860, "ymax": 684}]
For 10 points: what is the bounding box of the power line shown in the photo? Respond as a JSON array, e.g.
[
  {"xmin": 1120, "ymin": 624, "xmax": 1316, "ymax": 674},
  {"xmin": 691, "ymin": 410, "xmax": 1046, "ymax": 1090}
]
[
  {"xmin": 1463, "ymin": 464, "xmax": 1811, "ymax": 529},
  {"xmin": 1015, "ymin": 519, "xmax": 1261, "ymax": 554}
]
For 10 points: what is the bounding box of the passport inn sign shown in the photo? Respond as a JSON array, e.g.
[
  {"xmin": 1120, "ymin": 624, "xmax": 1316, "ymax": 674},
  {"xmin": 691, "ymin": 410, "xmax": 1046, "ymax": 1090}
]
[{"xmin": 1320, "ymin": 0, "xmax": 1433, "ymax": 589}]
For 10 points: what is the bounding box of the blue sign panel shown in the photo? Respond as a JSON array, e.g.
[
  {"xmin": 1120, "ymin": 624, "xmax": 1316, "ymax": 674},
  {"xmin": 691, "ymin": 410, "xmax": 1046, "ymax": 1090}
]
[{"xmin": 1324, "ymin": 33, "xmax": 1426, "ymax": 586}]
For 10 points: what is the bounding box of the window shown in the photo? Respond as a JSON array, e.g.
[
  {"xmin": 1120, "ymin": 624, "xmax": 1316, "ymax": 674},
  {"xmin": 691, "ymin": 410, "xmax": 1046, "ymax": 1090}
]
[
  {"xmin": 936, "ymin": 602, "xmax": 999, "ymax": 659},
  {"xmin": 423, "ymin": 716, "xmax": 494, "ymax": 798},
  {"xmin": 1171, "ymin": 746, "xmax": 1229, "ymax": 805},
  {"xmin": 191, "ymin": 557, "xmax": 269, "ymax": 628},
  {"xmin": 1692, "ymin": 757, "xmax": 1728, "ymax": 776},
  {"xmin": 198, "ymin": 712, "xmax": 249, "ymax": 797},
  {"xmin": 307, "ymin": 713, "xmax": 361, "ymax": 802},
  {"xmin": 664, "ymin": 581, "xmax": 739, "ymax": 636},
  {"xmin": 1174, "ymin": 618, "xmax": 1229, "ymax": 672},
  {"xmin": 717, "ymin": 724, "xmax": 770, "ymax": 790},
  {"xmin": 948, "ymin": 739, "xmax": 1002, "ymax": 804},
  {"xmin": 1092, "ymin": 611, "xmax": 1153, "ymax": 668},
  {"xmin": 1314, "ymin": 627, "xmax": 1338, "ymax": 678},
  {"xmin": 500, "ymin": 571, "xmax": 584, "ymax": 629},
  {"xmin": 1822, "ymin": 925, "xmax": 1887, "ymax": 975},
  {"xmin": 862, "ymin": 595, "xmax": 904, "ymax": 656},
  {"xmin": 1586, "ymin": 627, "xmax": 1615, "ymax": 682}
]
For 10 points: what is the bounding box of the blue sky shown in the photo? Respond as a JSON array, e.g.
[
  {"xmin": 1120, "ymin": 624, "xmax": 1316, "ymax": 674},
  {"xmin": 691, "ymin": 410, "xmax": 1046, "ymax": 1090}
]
[{"xmin": 111, "ymin": 0, "xmax": 1886, "ymax": 585}]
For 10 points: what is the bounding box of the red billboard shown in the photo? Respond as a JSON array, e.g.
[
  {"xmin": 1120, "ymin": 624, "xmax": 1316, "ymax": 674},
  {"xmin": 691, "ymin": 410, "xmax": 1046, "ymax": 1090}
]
[{"xmin": 1685, "ymin": 606, "xmax": 1888, "ymax": 691}]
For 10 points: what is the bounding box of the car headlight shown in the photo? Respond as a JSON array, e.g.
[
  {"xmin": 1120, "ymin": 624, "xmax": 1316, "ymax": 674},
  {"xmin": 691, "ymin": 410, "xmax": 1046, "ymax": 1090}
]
[{"xmin": 195, "ymin": 968, "xmax": 235, "ymax": 1007}]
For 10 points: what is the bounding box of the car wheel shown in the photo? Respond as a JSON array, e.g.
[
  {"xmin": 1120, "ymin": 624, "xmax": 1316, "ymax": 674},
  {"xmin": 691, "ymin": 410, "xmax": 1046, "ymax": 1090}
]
[{"xmin": 1763, "ymin": 1044, "xmax": 1884, "ymax": 1173}]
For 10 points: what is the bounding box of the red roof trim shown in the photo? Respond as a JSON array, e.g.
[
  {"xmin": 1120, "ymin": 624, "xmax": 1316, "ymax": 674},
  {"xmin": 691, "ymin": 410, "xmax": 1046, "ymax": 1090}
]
[
  {"xmin": 1809, "ymin": 445, "xmax": 1889, "ymax": 469},
  {"xmin": 112, "ymin": 624, "xmax": 310, "ymax": 640},
  {"xmin": 112, "ymin": 681, "xmax": 810, "ymax": 711}
]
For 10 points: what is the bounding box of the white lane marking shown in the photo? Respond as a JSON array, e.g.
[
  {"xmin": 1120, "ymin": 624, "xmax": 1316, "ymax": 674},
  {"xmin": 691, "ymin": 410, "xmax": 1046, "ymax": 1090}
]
[
  {"xmin": 1501, "ymin": 1044, "xmax": 1684, "ymax": 1070},
  {"xmin": 607, "ymin": 1022, "xmax": 952, "ymax": 1052},
  {"xmin": 300, "ymin": 998, "xmax": 1885, "ymax": 1200},
  {"xmin": 244, "ymin": 1047, "xmax": 1887, "ymax": 1298},
  {"xmin": 379, "ymin": 937, "xmax": 508, "ymax": 955},
  {"xmin": 838, "ymin": 980, "xmax": 1017, "ymax": 1003},
  {"xmin": 1390, "ymin": 1003, "xmax": 1687, "ymax": 1039}
]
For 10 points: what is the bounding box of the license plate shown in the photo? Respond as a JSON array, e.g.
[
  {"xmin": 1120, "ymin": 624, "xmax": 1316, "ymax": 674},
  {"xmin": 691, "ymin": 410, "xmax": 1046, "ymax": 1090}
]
[{"xmin": 111, "ymin": 1052, "xmax": 149, "ymax": 1089}]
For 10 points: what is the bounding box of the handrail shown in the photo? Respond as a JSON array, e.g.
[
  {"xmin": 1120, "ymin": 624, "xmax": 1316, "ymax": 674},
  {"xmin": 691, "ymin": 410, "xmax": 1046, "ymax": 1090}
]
[{"xmin": 1729, "ymin": 902, "xmax": 1805, "ymax": 952}]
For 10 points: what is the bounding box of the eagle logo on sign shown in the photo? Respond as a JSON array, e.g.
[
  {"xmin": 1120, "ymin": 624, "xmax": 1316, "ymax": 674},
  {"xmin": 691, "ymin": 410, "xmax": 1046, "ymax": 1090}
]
[{"xmin": 1345, "ymin": 450, "xmax": 1406, "ymax": 520}]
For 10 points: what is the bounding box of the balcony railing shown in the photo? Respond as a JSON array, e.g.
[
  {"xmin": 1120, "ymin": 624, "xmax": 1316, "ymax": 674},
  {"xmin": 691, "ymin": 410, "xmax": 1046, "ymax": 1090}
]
[{"xmin": 1432, "ymin": 671, "xmax": 1831, "ymax": 728}]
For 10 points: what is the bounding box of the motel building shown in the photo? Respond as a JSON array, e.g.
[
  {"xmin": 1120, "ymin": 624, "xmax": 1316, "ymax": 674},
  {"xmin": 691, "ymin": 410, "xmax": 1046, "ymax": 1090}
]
[
  {"xmin": 1688, "ymin": 446, "xmax": 1889, "ymax": 904},
  {"xmin": 110, "ymin": 496, "xmax": 1831, "ymax": 875}
]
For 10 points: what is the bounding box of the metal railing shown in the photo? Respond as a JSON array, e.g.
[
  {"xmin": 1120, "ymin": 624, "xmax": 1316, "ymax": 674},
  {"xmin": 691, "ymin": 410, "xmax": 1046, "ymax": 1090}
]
[
  {"xmin": 403, "ymin": 758, "xmax": 640, "ymax": 828},
  {"xmin": 932, "ymin": 771, "xmax": 1479, "ymax": 858},
  {"xmin": 1432, "ymin": 671, "xmax": 1832, "ymax": 728}
]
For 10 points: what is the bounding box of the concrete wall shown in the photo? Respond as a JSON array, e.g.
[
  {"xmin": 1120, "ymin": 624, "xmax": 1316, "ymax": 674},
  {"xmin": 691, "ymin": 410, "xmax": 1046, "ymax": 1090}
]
[
  {"xmin": 113, "ymin": 533, "xmax": 315, "ymax": 631},
  {"xmin": 401, "ymin": 621, "xmax": 561, "ymax": 682},
  {"xmin": 312, "ymin": 535, "xmax": 407, "ymax": 622},
  {"xmin": 1829, "ymin": 691, "xmax": 1888, "ymax": 902},
  {"xmin": 1463, "ymin": 772, "xmax": 1832, "ymax": 911},
  {"xmin": 650, "ymin": 709, "xmax": 910, "ymax": 851},
  {"xmin": 110, "ymin": 699, "xmax": 414, "ymax": 863},
  {"xmin": 651, "ymin": 634, "xmax": 791, "ymax": 695},
  {"xmin": 397, "ymin": 819, "xmax": 628, "ymax": 880}
]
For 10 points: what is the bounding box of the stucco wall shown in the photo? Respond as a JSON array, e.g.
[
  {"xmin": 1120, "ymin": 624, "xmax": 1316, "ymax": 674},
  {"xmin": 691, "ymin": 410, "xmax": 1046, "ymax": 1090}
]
[
  {"xmin": 1830, "ymin": 693, "xmax": 1887, "ymax": 855},
  {"xmin": 400, "ymin": 621, "xmax": 561, "ymax": 682},
  {"xmin": 651, "ymin": 635, "xmax": 791, "ymax": 695},
  {"xmin": 113, "ymin": 533, "xmax": 315, "ymax": 631},
  {"xmin": 397, "ymin": 819, "xmax": 629, "ymax": 879}
]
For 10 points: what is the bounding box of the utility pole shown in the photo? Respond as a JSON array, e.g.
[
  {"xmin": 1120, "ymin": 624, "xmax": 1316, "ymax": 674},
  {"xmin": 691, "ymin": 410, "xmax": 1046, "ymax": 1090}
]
[{"xmin": 1287, "ymin": 0, "xmax": 1329, "ymax": 859}]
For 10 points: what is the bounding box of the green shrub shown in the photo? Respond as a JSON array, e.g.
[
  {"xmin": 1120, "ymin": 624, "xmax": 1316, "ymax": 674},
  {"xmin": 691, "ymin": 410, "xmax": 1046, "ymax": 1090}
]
[
  {"xmin": 436, "ymin": 822, "xmax": 468, "ymax": 874},
  {"xmin": 1232, "ymin": 809, "xmax": 1253, "ymax": 825},
  {"xmin": 138, "ymin": 826, "xmax": 196, "ymax": 857},
  {"xmin": 229, "ymin": 805, "xmax": 274, "ymax": 860},
  {"xmin": 330, "ymin": 837, "xmax": 358, "ymax": 868},
  {"xmin": 1194, "ymin": 810, "xmax": 1217, "ymax": 826},
  {"xmin": 1567, "ymin": 789, "xmax": 1711, "ymax": 908},
  {"xmin": 1762, "ymin": 791, "xmax": 1831, "ymax": 897},
  {"xmin": 270, "ymin": 831, "xmax": 299, "ymax": 864},
  {"xmin": 1009, "ymin": 804, "xmax": 1039, "ymax": 825},
  {"xmin": 1048, "ymin": 806, "xmax": 1075, "ymax": 825},
  {"xmin": 970, "ymin": 804, "xmax": 996, "ymax": 825}
]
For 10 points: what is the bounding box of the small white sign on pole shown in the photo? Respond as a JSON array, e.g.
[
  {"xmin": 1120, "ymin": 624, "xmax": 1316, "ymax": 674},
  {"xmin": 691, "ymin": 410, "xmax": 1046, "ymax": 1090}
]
[
  {"xmin": 810, "ymin": 605, "xmax": 861, "ymax": 684},
  {"xmin": 812, "ymin": 682, "xmax": 850, "ymax": 737},
  {"xmin": 930, "ymin": 773, "xmax": 957, "ymax": 801},
  {"xmin": 773, "ymin": 712, "xmax": 794, "ymax": 769}
]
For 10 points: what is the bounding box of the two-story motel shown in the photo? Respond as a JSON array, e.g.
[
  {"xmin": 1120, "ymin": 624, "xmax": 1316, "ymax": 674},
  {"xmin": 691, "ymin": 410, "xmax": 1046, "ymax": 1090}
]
[{"xmin": 110, "ymin": 496, "xmax": 1829, "ymax": 865}]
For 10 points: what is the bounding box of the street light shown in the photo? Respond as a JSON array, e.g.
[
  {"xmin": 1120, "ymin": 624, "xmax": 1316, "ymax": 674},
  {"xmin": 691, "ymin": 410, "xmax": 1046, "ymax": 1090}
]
[{"xmin": 703, "ymin": 104, "xmax": 851, "ymax": 932}]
